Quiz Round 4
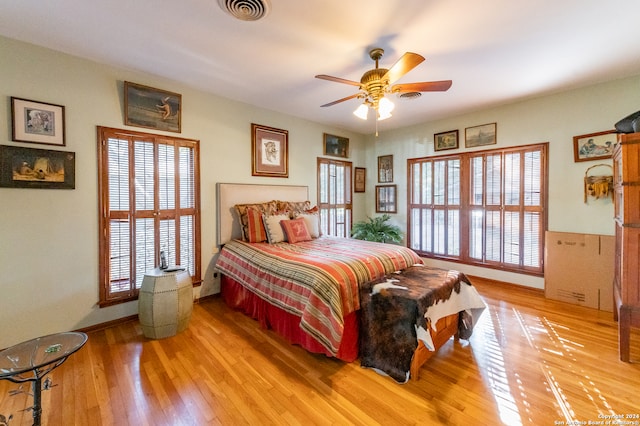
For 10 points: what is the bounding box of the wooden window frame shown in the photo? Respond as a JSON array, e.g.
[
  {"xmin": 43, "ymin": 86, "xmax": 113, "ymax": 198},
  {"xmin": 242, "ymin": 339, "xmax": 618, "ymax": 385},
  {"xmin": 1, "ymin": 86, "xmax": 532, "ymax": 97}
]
[
  {"xmin": 317, "ymin": 157, "xmax": 352, "ymax": 237},
  {"xmin": 97, "ymin": 126, "xmax": 201, "ymax": 307},
  {"xmin": 408, "ymin": 143, "xmax": 548, "ymax": 276}
]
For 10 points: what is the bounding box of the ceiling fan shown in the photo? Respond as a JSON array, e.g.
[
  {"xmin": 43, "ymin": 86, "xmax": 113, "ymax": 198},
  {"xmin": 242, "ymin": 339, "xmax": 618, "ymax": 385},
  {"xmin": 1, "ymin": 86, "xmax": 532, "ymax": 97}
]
[{"xmin": 315, "ymin": 47, "xmax": 452, "ymax": 121}]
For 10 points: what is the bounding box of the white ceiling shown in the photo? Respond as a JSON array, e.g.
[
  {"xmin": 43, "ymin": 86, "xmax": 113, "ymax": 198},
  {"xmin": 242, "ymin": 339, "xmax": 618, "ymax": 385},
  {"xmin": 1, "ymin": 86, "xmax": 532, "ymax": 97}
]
[{"xmin": 2, "ymin": 0, "xmax": 640, "ymax": 135}]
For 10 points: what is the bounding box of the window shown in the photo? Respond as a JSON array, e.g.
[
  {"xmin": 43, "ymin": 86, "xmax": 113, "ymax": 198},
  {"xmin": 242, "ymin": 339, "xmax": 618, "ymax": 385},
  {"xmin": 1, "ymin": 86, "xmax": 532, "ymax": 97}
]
[
  {"xmin": 317, "ymin": 158, "xmax": 352, "ymax": 237},
  {"xmin": 97, "ymin": 127, "xmax": 201, "ymax": 306},
  {"xmin": 408, "ymin": 143, "xmax": 547, "ymax": 275}
]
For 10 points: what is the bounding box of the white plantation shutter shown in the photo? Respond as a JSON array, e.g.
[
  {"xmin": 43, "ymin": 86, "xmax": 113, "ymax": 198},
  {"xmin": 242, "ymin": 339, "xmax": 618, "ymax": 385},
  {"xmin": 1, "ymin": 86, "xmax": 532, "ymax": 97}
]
[
  {"xmin": 180, "ymin": 215, "xmax": 195, "ymax": 273},
  {"xmin": 524, "ymin": 150, "xmax": 541, "ymax": 205},
  {"xmin": 486, "ymin": 154, "xmax": 501, "ymax": 205},
  {"xmin": 523, "ymin": 149, "xmax": 542, "ymax": 267},
  {"xmin": 136, "ymin": 217, "xmax": 156, "ymax": 287},
  {"xmin": 159, "ymin": 219, "xmax": 176, "ymax": 269},
  {"xmin": 503, "ymin": 211, "xmax": 520, "ymax": 265},
  {"xmin": 485, "ymin": 210, "xmax": 501, "ymax": 262},
  {"xmin": 135, "ymin": 141, "xmax": 154, "ymax": 211},
  {"xmin": 109, "ymin": 139, "xmax": 130, "ymax": 211},
  {"xmin": 409, "ymin": 143, "xmax": 547, "ymax": 275},
  {"xmin": 107, "ymin": 137, "xmax": 131, "ymax": 292},
  {"xmin": 109, "ymin": 220, "xmax": 130, "ymax": 292},
  {"xmin": 467, "ymin": 146, "xmax": 545, "ymax": 271},
  {"xmin": 179, "ymin": 146, "xmax": 196, "ymax": 208},
  {"xmin": 179, "ymin": 146, "xmax": 197, "ymax": 274},
  {"xmin": 158, "ymin": 143, "xmax": 175, "ymax": 210},
  {"xmin": 98, "ymin": 127, "xmax": 200, "ymax": 306},
  {"xmin": 504, "ymin": 152, "xmax": 520, "ymax": 205},
  {"xmin": 523, "ymin": 211, "xmax": 541, "ymax": 267},
  {"xmin": 409, "ymin": 157, "xmax": 460, "ymax": 257}
]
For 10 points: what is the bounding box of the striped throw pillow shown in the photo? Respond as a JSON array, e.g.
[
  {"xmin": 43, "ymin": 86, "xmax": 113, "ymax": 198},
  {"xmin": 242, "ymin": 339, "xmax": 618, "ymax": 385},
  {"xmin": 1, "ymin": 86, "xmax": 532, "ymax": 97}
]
[{"xmin": 246, "ymin": 207, "xmax": 267, "ymax": 243}]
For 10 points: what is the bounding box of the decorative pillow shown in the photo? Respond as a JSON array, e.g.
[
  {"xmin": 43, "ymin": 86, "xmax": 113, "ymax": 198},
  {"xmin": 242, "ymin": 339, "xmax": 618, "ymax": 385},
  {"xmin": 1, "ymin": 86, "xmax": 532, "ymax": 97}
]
[
  {"xmin": 234, "ymin": 201, "xmax": 277, "ymax": 241},
  {"xmin": 262, "ymin": 213, "xmax": 291, "ymax": 243},
  {"xmin": 295, "ymin": 212, "xmax": 321, "ymax": 238},
  {"xmin": 275, "ymin": 200, "xmax": 311, "ymax": 215},
  {"xmin": 245, "ymin": 207, "xmax": 267, "ymax": 243},
  {"xmin": 281, "ymin": 218, "xmax": 313, "ymax": 244}
]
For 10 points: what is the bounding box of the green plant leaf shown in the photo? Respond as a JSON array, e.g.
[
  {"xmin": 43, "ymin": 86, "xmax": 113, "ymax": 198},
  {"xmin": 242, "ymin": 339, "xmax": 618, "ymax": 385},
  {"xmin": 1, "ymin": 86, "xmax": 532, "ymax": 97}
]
[{"xmin": 351, "ymin": 214, "xmax": 403, "ymax": 244}]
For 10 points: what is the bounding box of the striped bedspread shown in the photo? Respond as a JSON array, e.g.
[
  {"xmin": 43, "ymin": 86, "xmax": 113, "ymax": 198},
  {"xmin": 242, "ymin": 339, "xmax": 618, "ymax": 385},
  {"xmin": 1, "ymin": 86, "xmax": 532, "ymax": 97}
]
[{"xmin": 215, "ymin": 236, "xmax": 423, "ymax": 355}]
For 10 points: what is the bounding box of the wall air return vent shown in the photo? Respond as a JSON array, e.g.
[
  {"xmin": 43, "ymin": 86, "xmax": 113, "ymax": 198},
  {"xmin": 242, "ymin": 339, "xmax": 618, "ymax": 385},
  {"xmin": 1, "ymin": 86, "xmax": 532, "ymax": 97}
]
[{"xmin": 218, "ymin": 0, "xmax": 271, "ymax": 21}]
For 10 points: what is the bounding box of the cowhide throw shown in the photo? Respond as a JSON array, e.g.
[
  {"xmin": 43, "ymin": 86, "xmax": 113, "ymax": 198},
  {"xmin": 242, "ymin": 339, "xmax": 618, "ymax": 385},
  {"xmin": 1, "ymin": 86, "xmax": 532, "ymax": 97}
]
[{"xmin": 359, "ymin": 266, "xmax": 472, "ymax": 383}]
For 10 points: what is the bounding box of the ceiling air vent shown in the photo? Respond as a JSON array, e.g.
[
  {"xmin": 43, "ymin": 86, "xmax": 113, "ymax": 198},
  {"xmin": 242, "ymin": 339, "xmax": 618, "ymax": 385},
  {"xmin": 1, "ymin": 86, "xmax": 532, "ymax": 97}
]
[
  {"xmin": 218, "ymin": 0, "xmax": 271, "ymax": 21},
  {"xmin": 398, "ymin": 92, "xmax": 422, "ymax": 100}
]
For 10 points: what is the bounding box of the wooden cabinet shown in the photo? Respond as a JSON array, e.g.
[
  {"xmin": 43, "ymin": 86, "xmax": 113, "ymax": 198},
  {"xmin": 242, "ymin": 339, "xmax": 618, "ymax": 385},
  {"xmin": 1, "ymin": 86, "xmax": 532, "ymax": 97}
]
[{"xmin": 613, "ymin": 132, "xmax": 640, "ymax": 362}]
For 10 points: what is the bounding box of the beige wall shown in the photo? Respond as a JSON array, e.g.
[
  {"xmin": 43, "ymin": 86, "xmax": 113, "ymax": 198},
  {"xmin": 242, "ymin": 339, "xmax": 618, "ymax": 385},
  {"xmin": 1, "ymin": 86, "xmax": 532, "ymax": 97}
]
[
  {"xmin": 364, "ymin": 75, "xmax": 640, "ymax": 287},
  {"xmin": 0, "ymin": 36, "xmax": 365, "ymax": 348},
  {"xmin": 1, "ymin": 34, "xmax": 638, "ymax": 348}
]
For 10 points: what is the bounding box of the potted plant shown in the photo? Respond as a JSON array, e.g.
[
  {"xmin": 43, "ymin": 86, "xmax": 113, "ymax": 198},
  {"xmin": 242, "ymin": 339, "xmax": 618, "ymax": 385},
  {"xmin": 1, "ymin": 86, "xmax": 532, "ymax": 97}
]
[{"xmin": 350, "ymin": 214, "xmax": 403, "ymax": 244}]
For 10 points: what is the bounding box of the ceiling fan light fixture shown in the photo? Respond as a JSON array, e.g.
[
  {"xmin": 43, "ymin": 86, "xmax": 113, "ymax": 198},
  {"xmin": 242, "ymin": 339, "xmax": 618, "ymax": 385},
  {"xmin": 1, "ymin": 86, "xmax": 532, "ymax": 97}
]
[
  {"xmin": 378, "ymin": 97, "xmax": 395, "ymax": 114},
  {"xmin": 377, "ymin": 110, "xmax": 392, "ymax": 121},
  {"xmin": 316, "ymin": 46, "xmax": 451, "ymax": 130},
  {"xmin": 353, "ymin": 104, "xmax": 369, "ymax": 120}
]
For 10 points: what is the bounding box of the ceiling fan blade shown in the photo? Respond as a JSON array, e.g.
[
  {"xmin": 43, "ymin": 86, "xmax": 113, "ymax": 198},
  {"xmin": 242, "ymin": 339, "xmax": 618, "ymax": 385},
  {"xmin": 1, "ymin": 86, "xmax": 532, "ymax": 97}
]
[
  {"xmin": 383, "ymin": 52, "xmax": 425, "ymax": 85},
  {"xmin": 315, "ymin": 74, "xmax": 361, "ymax": 87},
  {"xmin": 392, "ymin": 80, "xmax": 453, "ymax": 93},
  {"xmin": 320, "ymin": 93, "xmax": 360, "ymax": 107}
]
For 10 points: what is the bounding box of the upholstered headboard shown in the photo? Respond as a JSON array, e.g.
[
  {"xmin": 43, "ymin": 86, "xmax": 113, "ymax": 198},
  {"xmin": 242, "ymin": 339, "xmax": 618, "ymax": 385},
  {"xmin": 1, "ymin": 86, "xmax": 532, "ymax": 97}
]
[{"xmin": 216, "ymin": 182, "xmax": 309, "ymax": 246}]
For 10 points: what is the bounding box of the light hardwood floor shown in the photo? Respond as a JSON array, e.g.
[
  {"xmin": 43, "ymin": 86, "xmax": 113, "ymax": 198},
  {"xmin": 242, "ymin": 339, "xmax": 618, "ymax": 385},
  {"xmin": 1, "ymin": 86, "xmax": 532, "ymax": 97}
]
[{"xmin": 1, "ymin": 278, "xmax": 639, "ymax": 425}]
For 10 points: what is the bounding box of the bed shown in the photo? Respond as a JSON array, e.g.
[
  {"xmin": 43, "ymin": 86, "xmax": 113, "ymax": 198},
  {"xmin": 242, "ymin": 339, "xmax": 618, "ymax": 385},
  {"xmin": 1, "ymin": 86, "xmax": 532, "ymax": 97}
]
[{"xmin": 214, "ymin": 183, "xmax": 485, "ymax": 382}]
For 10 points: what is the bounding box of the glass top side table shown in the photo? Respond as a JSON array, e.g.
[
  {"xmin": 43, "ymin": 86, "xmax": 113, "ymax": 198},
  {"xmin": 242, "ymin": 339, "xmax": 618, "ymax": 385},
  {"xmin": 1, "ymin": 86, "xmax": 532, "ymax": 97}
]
[{"xmin": 0, "ymin": 331, "xmax": 88, "ymax": 426}]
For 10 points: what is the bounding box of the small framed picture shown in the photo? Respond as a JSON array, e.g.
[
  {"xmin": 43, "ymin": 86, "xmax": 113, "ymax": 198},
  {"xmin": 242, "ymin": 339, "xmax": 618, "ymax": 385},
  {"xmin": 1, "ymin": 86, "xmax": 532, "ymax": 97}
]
[
  {"xmin": 378, "ymin": 155, "xmax": 393, "ymax": 183},
  {"xmin": 354, "ymin": 167, "xmax": 366, "ymax": 193},
  {"xmin": 465, "ymin": 122, "xmax": 497, "ymax": 148},
  {"xmin": 11, "ymin": 97, "xmax": 66, "ymax": 146},
  {"xmin": 251, "ymin": 123, "xmax": 289, "ymax": 178},
  {"xmin": 124, "ymin": 81, "xmax": 182, "ymax": 133},
  {"xmin": 376, "ymin": 185, "xmax": 397, "ymax": 213},
  {"xmin": 323, "ymin": 133, "xmax": 349, "ymax": 158},
  {"xmin": 573, "ymin": 130, "xmax": 617, "ymax": 162},
  {"xmin": 434, "ymin": 130, "xmax": 459, "ymax": 151},
  {"xmin": 0, "ymin": 144, "xmax": 75, "ymax": 189}
]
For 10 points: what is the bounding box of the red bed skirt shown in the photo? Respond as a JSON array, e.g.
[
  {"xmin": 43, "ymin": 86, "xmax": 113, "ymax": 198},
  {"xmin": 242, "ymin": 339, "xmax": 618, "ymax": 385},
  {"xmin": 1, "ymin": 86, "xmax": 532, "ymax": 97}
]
[{"xmin": 220, "ymin": 275, "xmax": 359, "ymax": 362}]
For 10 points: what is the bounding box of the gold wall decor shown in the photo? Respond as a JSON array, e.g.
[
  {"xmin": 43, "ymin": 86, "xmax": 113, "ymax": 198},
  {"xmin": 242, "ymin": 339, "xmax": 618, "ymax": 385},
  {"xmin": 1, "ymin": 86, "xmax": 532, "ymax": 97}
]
[{"xmin": 584, "ymin": 163, "xmax": 613, "ymax": 203}]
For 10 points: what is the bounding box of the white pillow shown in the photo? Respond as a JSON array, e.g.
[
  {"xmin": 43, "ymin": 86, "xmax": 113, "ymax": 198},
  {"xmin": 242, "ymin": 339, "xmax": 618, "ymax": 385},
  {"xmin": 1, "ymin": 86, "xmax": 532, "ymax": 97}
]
[
  {"xmin": 262, "ymin": 213, "xmax": 290, "ymax": 243},
  {"xmin": 296, "ymin": 212, "xmax": 320, "ymax": 238}
]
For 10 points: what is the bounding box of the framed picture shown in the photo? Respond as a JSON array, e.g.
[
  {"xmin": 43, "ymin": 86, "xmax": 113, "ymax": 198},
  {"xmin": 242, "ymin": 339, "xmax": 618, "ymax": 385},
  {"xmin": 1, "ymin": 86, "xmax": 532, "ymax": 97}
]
[
  {"xmin": 323, "ymin": 133, "xmax": 349, "ymax": 158},
  {"xmin": 465, "ymin": 122, "xmax": 497, "ymax": 148},
  {"xmin": 434, "ymin": 130, "xmax": 459, "ymax": 151},
  {"xmin": 378, "ymin": 155, "xmax": 393, "ymax": 183},
  {"xmin": 354, "ymin": 167, "xmax": 366, "ymax": 193},
  {"xmin": 376, "ymin": 185, "xmax": 397, "ymax": 213},
  {"xmin": 0, "ymin": 144, "xmax": 75, "ymax": 189},
  {"xmin": 124, "ymin": 81, "xmax": 182, "ymax": 133},
  {"xmin": 11, "ymin": 97, "xmax": 65, "ymax": 146},
  {"xmin": 573, "ymin": 130, "xmax": 617, "ymax": 162},
  {"xmin": 251, "ymin": 123, "xmax": 289, "ymax": 178}
]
